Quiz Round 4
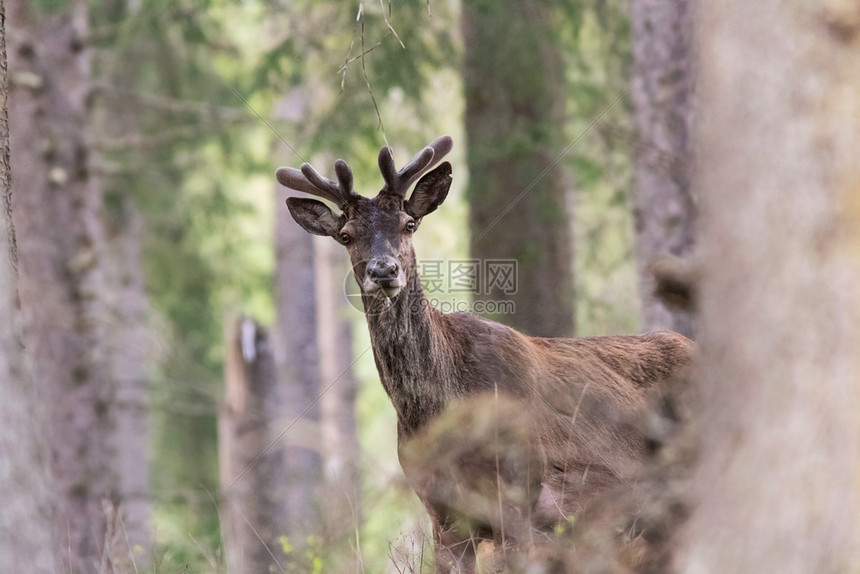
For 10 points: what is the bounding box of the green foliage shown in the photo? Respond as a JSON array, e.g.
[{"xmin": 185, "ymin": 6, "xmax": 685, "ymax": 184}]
[
  {"xmin": 31, "ymin": 0, "xmax": 70, "ymax": 14},
  {"xmin": 274, "ymin": 535, "xmax": 325, "ymax": 573},
  {"xmin": 561, "ymin": 0, "xmax": 640, "ymax": 336}
]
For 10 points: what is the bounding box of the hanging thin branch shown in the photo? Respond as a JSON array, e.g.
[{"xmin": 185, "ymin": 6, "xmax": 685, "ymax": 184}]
[{"xmin": 360, "ymin": 14, "xmax": 388, "ymax": 146}]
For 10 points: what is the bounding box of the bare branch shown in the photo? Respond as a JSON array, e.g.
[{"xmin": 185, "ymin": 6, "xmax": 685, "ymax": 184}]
[
  {"xmin": 379, "ymin": 0, "xmax": 405, "ymax": 49},
  {"xmin": 91, "ymin": 82, "xmax": 246, "ymax": 120},
  {"xmin": 359, "ymin": 15, "xmax": 388, "ymax": 146}
]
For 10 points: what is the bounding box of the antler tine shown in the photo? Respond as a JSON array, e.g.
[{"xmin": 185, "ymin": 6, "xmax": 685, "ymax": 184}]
[
  {"xmin": 305, "ymin": 162, "xmax": 361, "ymax": 208},
  {"xmin": 334, "ymin": 159, "xmax": 356, "ymax": 201},
  {"xmin": 411, "ymin": 135, "xmax": 453, "ymax": 181},
  {"xmin": 276, "ymin": 166, "xmax": 341, "ymax": 206},
  {"xmin": 276, "ymin": 160, "xmax": 356, "ymax": 209},
  {"xmin": 378, "ymin": 146, "xmax": 434, "ymax": 198},
  {"xmin": 377, "ymin": 136, "xmax": 454, "ymax": 198},
  {"xmin": 301, "ymin": 163, "xmax": 339, "ymax": 195},
  {"xmin": 378, "ymin": 146, "xmax": 399, "ymax": 192},
  {"xmin": 397, "ymin": 147, "xmax": 435, "ymax": 189}
]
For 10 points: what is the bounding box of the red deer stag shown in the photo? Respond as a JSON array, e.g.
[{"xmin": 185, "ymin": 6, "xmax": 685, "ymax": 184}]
[{"xmin": 277, "ymin": 136, "xmax": 693, "ymax": 572}]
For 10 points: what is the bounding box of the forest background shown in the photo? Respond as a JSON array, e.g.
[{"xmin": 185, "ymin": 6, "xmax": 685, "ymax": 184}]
[{"xmin": 5, "ymin": 0, "xmax": 857, "ymax": 572}]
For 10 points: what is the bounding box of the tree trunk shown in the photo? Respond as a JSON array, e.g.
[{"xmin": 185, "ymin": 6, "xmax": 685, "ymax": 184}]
[
  {"xmin": 219, "ymin": 316, "xmax": 284, "ymax": 573},
  {"xmin": 315, "ymin": 235, "xmax": 361, "ymax": 555},
  {"xmin": 104, "ymin": 200, "xmax": 152, "ymax": 569},
  {"xmin": 0, "ymin": 0, "xmax": 59, "ymax": 568},
  {"xmin": 630, "ymin": 0, "xmax": 696, "ymax": 337},
  {"xmin": 274, "ymin": 182, "xmax": 323, "ymax": 542},
  {"xmin": 677, "ymin": 2, "xmax": 860, "ymax": 571},
  {"xmin": 462, "ymin": 0, "xmax": 575, "ymax": 337},
  {"xmin": 7, "ymin": 1, "xmax": 118, "ymax": 570}
]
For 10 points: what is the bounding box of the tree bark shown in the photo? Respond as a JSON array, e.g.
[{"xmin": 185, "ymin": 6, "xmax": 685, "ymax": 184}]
[
  {"xmin": 104, "ymin": 200, "xmax": 152, "ymax": 569},
  {"xmin": 462, "ymin": 0, "xmax": 575, "ymax": 337},
  {"xmin": 273, "ymin": 182, "xmax": 323, "ymax": 542},
  {"xmin": 7, "ymin": 1, "xmax": 118, "ymax": 570},
  {"xmin": 677, "ymin": 2, "xmax": 860, "ymax": 571},
  {"xmin": 315, "ymin": 235, "xmax": 361, "ymax": 554},
  {"xmin": 630, "ymin": 0, "xmax": 696, "ymax": 337},
  {"xmin": 0, "ymin": 0, "xmax": 59, "ymax": 569},
  {"xmin": 219, "ymin": 316, "xmax": 284, "ymax": 573}
]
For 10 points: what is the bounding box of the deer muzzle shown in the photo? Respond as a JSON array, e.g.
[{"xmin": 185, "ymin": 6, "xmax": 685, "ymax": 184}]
[{"xmin": 363, "ymin": 256, "xmax": 404, "ymax": 298}]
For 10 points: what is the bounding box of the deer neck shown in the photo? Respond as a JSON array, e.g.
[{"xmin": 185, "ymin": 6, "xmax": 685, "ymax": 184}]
[{"xmin": 362, "ymin": 255, "xmax": 455, "ymax": 434}]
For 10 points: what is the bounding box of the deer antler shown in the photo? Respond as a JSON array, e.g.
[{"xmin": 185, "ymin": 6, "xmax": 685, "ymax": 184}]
[
  {"xmin": 378, "ymin": 135, "xmax": 453, "ymax": 198},
  {"xmin": 276, "ymin": 159, "xmax": 358, "ymax": 210}
]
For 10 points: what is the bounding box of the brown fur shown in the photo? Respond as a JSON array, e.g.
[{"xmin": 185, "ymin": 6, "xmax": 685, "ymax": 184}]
[{"xmin": 280, "ymin": 139, "xmax": 694, "ymax": 572}]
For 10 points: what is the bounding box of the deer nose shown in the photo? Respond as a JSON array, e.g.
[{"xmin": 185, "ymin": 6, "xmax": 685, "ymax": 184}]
[{"xmin": 366, "ymin": 257, "xmax": 400, "ymax": 283}]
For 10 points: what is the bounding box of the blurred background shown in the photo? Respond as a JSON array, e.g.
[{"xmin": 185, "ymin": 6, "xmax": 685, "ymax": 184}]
[{"xmin": 4, "ymin": 0, "xmax": 701, "ymax": 571}]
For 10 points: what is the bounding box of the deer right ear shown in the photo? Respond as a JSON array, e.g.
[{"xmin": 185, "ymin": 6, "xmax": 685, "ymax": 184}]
[
  {"xmin": 286, "ymin": 197, "xmax": 342, "ymax": 237},
  {"xmin": 406, "ymin": 162, "xmax": 453, "ymax": 219}
]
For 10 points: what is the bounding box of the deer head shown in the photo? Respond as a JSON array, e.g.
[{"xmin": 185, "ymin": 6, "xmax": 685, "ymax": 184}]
[{"xmin": 278, "ymin": 136, "xmax": 453, "ymax": 300}]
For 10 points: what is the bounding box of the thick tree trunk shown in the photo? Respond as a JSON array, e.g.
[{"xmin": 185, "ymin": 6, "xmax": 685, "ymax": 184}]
[
  {"xmin": 677, "ymin": 2, "xmax": 860, "ymax": 571},
  {"xmin": 630, "ymin": 0, "xmax": 696, "ymax": 337},
  {"xmin": 0, "ymin": 0, "xmax": 59, "ymax": 568},
  {"xmin": 315, "ymin": 235, "xmax": 361, "ymax": 552},
  {"xmin": 274, "ymin": 183, "xmax": 323, "ymax": 540},
  {"xmin": 7, "ymin": 1, "xmax": 118, "ymax": 570},
  {"xmin": 219, "ymin": 316, "xmax": 284, "ymax": 573},
  {"xmin": 462, "ymin": 0, "xmax": 575, "ymax": 337}
]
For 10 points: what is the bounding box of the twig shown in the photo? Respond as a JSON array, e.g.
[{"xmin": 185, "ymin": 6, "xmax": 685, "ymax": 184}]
[
  {"xmin": 238, "ymin": 507, "xmax": 285, "ymax": 573},
  {"xmin": 360, "ymin": 16, "xmax": 388, "ymax": 147},
  {"xmin": 380, "ymin": 0, "xmax": 405, "ymax": 48},
  {"xmin": 339, "ymin": 3, "xmax": 362, "ymax": 93},
  {"xmin": 337, "ymin": 32, "xmax": 390, "ymax": 75},
  {"xmin": 346, "ymin": 491, "xmax": 366, "ymax": 574},
  {"xmin": 203, "ymin": 487, "xmax": 227, "ymax": 573},
  {"xmin": 338, "ymin": 1, "xmax": 389, "ymax": 147},
  {"xmin": 188, "ymin": 533, "xmax": 219, "ymax": 570},
  {"xmin": 91, "ymin": 83, "xmax": 245, "ymax": 120},
  {"xmin": 118, "ymin": 512, "xmax": 140, "ymax": 574},
  {"xmin": 92, "ymin": 127, "xmax": 204, "ymax": 152},
  {"xmin": 493, "ymin": 384, "xmax": 506, "ymax": 554}
]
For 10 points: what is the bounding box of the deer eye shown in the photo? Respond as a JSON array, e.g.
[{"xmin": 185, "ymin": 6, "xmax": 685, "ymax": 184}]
[
  {"xmin": 339, "ymin": 232, "xmax": 351, "ymax": 244},
  {"xmin": 405, "ymin": 221, "xmax": 416, "ymax": 233}
]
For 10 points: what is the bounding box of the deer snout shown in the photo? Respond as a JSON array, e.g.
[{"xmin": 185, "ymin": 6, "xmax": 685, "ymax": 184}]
[{"xmin": 364, "ymin": 257, "xmax": 404, "ymax": 297}]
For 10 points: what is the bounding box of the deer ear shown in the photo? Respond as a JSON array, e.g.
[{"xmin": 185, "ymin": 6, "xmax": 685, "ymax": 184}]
[
  {"xmin": 286, "ymin": 197, "xmax": 342, "ymax": 237},
  {"xmin": 406, "ymin": 162, "xmax": 452, "ymax": 219}
]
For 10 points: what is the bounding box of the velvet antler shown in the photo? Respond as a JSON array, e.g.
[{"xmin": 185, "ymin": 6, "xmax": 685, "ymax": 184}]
[
  {"xmin": 276, "ymin": 159, "xmax": 358, "ymax": 210},
  {"xmin": 378, "ymin": 135, "xmax": 453, "ymax": 198}
]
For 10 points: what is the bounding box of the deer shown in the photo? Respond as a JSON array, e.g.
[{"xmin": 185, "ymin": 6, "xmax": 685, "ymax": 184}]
[{"xmin": 277, "ymin": 136, "xmax": 694, "ymax": 573}]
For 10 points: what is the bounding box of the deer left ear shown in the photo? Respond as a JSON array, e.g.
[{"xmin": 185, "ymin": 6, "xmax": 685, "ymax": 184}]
[
  {"xmin": 286, "ymin": 197, "xmax": 342, "ymax": 237},
  {"xmin": 406, "ymin": 162, "xmax": 452, "ymax": 219}
]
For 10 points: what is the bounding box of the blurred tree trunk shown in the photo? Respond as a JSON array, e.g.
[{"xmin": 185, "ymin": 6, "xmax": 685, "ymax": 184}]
[
  {"xmin": 315, "ymin": 235, "xmax": 361, "ymax": 555},
  {"xmin": 274, "ymin": 181, "xmax": 323, "ymax": 542},
  {"xmin": 630, "ymin": 0, "xmax": 696, "ymax": 337},
  {"xmin": 219, "ymin": 316, "xmax": 285, "ymax": 573},
  {"xmin": 677, "ymin": 1, "xmax": 860, "ymax": 571},
  {"xmin": 462, "ymin": 0, "xmax": 575, "ymax": 337},
  {"xmin": 104, "ymin": 200, "xmax": 152, "ymax": 569},
  {"xmin": 0, "ymin": 1, "xmax": 59, "ymax": 568},
  {"xmin": 7, "ymin": 1, "xmax": 119, "ymax": 571}
]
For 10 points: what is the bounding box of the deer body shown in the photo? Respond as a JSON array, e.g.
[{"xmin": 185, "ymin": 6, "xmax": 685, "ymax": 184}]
[
  {"xmin": 365, "ymin": 251, "xmax": 691, "ymax": 570},
  {"xmin": 278, "ymin": 137, "xmax": 693, "ymax": 572}
]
